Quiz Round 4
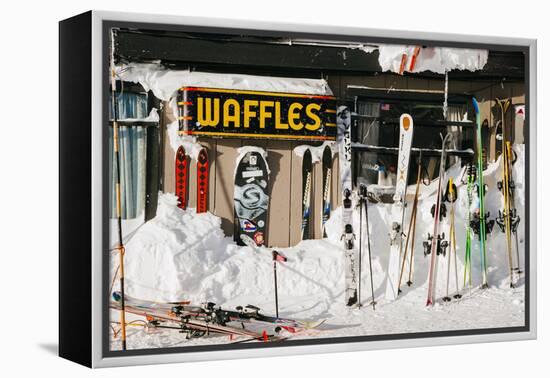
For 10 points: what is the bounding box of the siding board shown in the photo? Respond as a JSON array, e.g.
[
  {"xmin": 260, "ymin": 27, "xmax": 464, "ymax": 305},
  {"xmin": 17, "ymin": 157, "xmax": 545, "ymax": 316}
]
[
  {"xmin": 265, "ymin": 140, "xmax": 292, "ymax": 248},
  {"xmin": 289, "ymin": 142, "xmax": 303, "ymax": 246},
  {"xmin": 214, "ymin": 139, "xmax": 242, "ymax": 236}
]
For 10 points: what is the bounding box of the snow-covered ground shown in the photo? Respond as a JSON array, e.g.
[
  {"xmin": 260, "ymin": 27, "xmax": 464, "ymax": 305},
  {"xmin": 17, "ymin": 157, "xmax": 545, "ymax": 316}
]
[{"xmin": 109, "ymin": 145, "xmax": 526, "ymax": 351}]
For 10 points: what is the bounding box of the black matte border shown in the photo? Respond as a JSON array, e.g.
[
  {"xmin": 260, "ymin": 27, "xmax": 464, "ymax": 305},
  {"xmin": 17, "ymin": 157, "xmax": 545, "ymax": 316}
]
[
  {"xmin": 59, "ymin": 11, "xmax": 92, "ymax": 367},
  {"xmin": 101, "ymin": 17, "xmax": 531, "ymax": 360}
]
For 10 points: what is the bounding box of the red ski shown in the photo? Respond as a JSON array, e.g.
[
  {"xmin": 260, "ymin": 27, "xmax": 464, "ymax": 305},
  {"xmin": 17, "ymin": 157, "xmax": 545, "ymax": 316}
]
[
  {"xmin": 197, "ymin": 148, "xmax": 209, "ymax": 213},
  {"xmin": 175, "ymin": 146, "xmax": 190, "ymax": 209}
]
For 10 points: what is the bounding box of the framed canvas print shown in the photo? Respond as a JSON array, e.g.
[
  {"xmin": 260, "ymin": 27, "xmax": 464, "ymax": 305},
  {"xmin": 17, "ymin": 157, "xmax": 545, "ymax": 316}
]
[{"xmin": 59, "ymin": 10, "xmax": 537, "ymax": 368}]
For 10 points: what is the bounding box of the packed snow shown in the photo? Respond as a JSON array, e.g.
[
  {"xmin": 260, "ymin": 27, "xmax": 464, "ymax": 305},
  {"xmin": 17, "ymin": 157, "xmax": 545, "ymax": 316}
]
[
  {"xmin": 109, "ymin": 145, "xmax": 525, "ymax": 351},
  {"xmin": 116, "ymin": 63, "xmax": 333, "ymax": 102},
  {"xmin": 165, "ymin": 120, "xmax": 206, "ymax": 161}
]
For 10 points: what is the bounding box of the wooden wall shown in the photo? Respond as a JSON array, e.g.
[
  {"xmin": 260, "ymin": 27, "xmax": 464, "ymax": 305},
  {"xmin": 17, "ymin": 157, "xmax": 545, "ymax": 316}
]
[
  {"xmin": 470, "ymin": 81, "xmax": 525, "ymax": 162},
  {"xmin": 163, "ymin": 101, "xmax": 340, "ymax": 248},
  {"xmin": 161, "ymin": 73, "xmax": 525, "ymax": 248}
]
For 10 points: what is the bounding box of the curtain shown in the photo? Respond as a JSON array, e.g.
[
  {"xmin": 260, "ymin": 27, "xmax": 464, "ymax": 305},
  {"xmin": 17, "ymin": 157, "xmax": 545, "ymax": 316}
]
[
  {"xmin": 109, "ymin": 91, "xmax": 149, "ymax": 219},
  {"xmin": 109, "ymin": 91, "xmax": 149, "ymax": 120},
  {"xmin": 109, "ymin": 126, "xmax": 148, "ymax": 219}
]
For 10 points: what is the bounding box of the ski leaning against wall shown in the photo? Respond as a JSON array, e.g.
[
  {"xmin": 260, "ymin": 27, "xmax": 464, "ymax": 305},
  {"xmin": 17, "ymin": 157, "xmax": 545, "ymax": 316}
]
[
  {"xmin": 175, "ymin": 146, "xmax": 190, "ymax": 210},
  {"xmin": 337, "ymin": 106, "xmax": 358, "ymax": 307},
  {"xmin": 301, "ymin": 148, "xmax": 313, "ymax": 240},
  {"xmin": 386, "ymin": 113, "xmax": 414, "ymax": 300},
  {"xmin": 321, "ymin": 145, "xmax": 333, "ymax": 238},
  {"xmin": 196, "ymin": 148, "xmax": 209, "ymax": 213}
]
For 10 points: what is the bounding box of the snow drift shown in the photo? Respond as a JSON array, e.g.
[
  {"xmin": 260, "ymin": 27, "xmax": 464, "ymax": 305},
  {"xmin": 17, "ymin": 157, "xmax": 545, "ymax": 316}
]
[{"xmin": 110, "ymin": 145, "xmax": 525, "ymax": 340}]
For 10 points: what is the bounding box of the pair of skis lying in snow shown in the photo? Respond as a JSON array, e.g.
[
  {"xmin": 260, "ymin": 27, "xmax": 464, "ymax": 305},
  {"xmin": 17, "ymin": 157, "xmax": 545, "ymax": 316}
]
[{"xmin": 110, "ymin": 292, "xmax": 325, "ymax": 344}]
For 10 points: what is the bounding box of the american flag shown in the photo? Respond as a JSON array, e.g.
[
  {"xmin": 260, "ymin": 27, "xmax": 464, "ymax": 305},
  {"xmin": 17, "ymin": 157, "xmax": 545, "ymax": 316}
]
[
  {"xmin": 380, "ymin": 103, "xmax": 391, "ymax": 111},
  {"xmin": 273, "ymin": 251, "xmax": 287, "ymax": 263}
]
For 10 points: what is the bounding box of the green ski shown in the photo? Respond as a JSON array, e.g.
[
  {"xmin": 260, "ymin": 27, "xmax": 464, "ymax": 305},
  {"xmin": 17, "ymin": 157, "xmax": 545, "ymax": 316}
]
[{"xmin": 472, "ymin": 98, "xmax": 489, "ymax": 288}]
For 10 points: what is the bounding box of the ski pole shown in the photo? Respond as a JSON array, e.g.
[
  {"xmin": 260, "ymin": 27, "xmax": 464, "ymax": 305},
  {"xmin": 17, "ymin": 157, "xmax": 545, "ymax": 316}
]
[
  {"xmin": 272, "ymin": 251, "xmax": 287, "ymax": 318},
  {"xmin": 362, "ymin": 187, "xmax": 376, "ymax": 310},
  {"xmin": 273, "ymin": 254, "xmax": 279, "ymax": 318},
  {"xmin": 398, "ymin": 201, "xmax": 416, "ymax": 293},
  {"xmin": 111, "ymin": 28, "xmax": 127, "ymax": 351},
  {"xmin": 407, "ymin": 204, "xmax": 418, "ymax": 287},
  {"xmin": 398, "ymin": 157, "xmax": 422, "ymax": 292},
  {"xmin": 450, "ymin": 183, "xmax": 461, "ymax": 299},
  {"xmin": 358, "ymin": 188, "xmax": 363, "ymax": 308},
  {"xmin": 443, "ymin": 180, "xmax": 452, "ymax": 302}
]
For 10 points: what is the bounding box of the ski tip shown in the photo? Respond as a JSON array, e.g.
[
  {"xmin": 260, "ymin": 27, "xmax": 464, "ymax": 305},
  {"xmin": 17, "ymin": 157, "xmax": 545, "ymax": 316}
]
[
  {"xmin": 426, "ymin": 299, "xmax": 433, "ymax": 307},
  {"xmin": 472, "ymin": 97, "xmax": 480, "ymax": 113},
  {"xmin": 400, "ymin": 113, "xmax": 413, "ymax": 129}
]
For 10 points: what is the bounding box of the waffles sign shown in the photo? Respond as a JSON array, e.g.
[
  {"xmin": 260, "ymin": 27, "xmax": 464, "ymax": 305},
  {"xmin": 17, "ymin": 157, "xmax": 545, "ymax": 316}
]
[{"xmin": 178, "ymin": 87, "xmax": 337, "ymax": 141}]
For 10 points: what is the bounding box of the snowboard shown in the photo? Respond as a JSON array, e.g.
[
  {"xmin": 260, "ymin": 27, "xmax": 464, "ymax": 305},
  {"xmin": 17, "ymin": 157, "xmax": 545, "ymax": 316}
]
[
  {"xmin": 337, "ymin": 106, "xmax": 358, "ymax": 307},
  {"xmin": 175, "ymin": 146, "xmax": 189, "ymax": 209},
  {"xmin": 386, "ymin": 113, "xmax": 414, "ymax": 300},
  {"xmin": 321, "ymin": 145, "xmax": 332, "ymax": 238},
  {"xmin": 197, "ymin": 147, "xmax": 209, "ymax": 213},
  {"xmin": 301, "ymin": 148, "xmax": 313, "ymax": 240},
  {"xmin": 425, "ymin": 133, "xmax": 452, "ymax": 306},
  {"xmin": 234, "ymin": 150, "xmax": 270, "ymax": 247}
]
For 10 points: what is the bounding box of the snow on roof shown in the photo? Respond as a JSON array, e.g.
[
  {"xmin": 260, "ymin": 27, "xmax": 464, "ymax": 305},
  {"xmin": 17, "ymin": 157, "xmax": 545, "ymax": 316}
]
[
  {"xmin": 116, "ymin": 63, "xmax": 333, "ymax": 102},
  {"xmin": 376, "ymin": 44, "xmax": 488, "ymax": 75}
]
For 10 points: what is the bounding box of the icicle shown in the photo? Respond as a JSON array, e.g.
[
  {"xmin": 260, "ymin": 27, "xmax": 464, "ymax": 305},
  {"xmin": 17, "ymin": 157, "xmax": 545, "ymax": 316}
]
[{"xmin": 443, "ymin": 70, "xmax": 449, "ymax": 119}]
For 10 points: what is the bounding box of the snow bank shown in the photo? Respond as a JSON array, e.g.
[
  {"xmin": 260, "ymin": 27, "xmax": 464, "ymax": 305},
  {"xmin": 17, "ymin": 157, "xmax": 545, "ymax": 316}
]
[
  {"xmin": 377, "ymin": 45, "xmax": 488, "ymax": 74},
  {"xmin": 116, "ymin": 63, "xmax": 333, "ymax": 102},
  {"xmin": 116, "ymin": 193, "xmax": 347, "ymax": 316},
  {"xmin": 112, "ymin": 146, "xmax": 525, "ymax": 326}
]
